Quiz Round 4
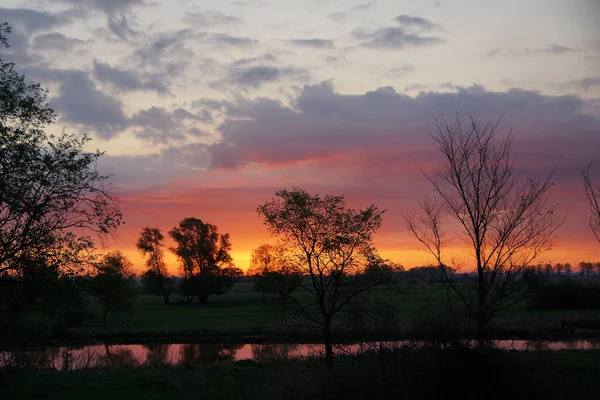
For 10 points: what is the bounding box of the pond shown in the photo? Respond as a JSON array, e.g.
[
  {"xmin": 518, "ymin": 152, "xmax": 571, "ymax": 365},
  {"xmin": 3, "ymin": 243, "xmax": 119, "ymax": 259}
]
[{"xmin": 2, "ymin": 339, "xmax": 599, "ymax": 370}]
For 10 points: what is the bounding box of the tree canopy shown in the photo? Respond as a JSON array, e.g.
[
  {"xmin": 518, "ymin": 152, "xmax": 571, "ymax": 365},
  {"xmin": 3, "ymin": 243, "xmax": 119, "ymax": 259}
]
[
  {"xmin": 257, "ymin": 187, "xmax": 387, "ymax": 366},
  {"xmin": 169, "ymin": 217, "xmax": 236, "ymax": 303},
  {"xmin": 0, "ymin": 24, "xmax": 122, "ymax": 343}
]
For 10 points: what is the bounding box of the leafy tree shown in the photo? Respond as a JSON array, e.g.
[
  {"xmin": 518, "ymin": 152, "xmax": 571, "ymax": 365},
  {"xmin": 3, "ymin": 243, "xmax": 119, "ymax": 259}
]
[
  {"xmin": 136, "ymin": 227, "xmax": 172, "ymax": 304},
  {"xmin": 578, "ymin": 261, "xmax": 594, "ymax": 276},
  {"xmin": 91, "ymin": 251, "xmax": 137, "ymax": 323},
  {"xmin": 169, "ymin": 218, "xmax": 235, "ymax": 304},
  {"xmin": 564, "ymin": 263, "xmax": 573, "ymax": 276},
  {"xmin": 248, "ymin": 243, "xmax": 302, "ymax": 302},
  {"xmin": 0, "ymin": 24, "xmax": 122, "ymax": 342},
  {"xmin": 405, "ymin": 115, "xmax": 562, "ymax": 345},
  {"xmin": 257, "ymin": 188, "xmax": 387, "ymax": 367}
]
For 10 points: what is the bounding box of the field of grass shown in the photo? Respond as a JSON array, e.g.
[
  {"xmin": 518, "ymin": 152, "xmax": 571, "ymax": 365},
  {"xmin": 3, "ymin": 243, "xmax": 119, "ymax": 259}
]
[{"xmin": 65, "ymin": 279, "xmax": 600, "ymax": 341}]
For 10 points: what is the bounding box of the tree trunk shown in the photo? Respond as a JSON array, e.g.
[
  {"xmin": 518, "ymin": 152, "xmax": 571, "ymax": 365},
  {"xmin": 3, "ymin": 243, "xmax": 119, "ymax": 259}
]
[
  {"xmin": 323, "ymin": 320, "xmax": 333, "ymax": 368},
  {"xmin": 101, "ymin": 305, "xmax": 109, "ymax": 324},
  {"xmin": 476, "ymin": 260, "xmax": 486, "ymax": 349},
  {"xmin": 162, "ymin": 290, "xmax": 170, "ymax": 305},
  {"xmin": 197, "ymin": 293, "xmax": 209, "ymax": 304}
]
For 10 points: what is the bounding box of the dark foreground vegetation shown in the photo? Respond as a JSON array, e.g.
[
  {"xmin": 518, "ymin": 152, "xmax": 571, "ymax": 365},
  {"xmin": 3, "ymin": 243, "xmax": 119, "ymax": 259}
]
[{"xmin": 4, "ymin": 345, "xmax": 600, "ymax": 400}]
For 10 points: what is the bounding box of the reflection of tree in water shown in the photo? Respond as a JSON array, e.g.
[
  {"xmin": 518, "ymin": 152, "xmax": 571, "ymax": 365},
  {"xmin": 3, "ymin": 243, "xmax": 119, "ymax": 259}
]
[
  {"xmin": 97, "ymin": 344, "xmax": 140, "ymax": 368},
  {"xmin": 4, "ymin": 347, "xmax": 62, "ymax": 369},
  {"xmin": 179, "ymin": 343, "xmax": 244, "ymax": 365},
  {"xmin": 251, "ymin": 344, "xmax": 298, "ymax": 362},
  {"xmin": 143, "ymin": 342, "xmax": 171, "ymax": 366},
  {"xmin": 526, "ymin": 340, "xmax": 549, "ymax": 351}
]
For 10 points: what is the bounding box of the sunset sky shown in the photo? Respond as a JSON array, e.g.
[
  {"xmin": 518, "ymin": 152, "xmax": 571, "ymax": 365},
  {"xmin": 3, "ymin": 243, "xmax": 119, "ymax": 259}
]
[{"xmin": 2, "ymin": 0, "xmax": 600, "ymax": 273}]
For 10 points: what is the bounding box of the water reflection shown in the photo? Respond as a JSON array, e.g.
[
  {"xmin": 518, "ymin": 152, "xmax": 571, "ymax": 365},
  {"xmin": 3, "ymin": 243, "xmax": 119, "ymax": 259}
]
[{"xmin": 1, "ymin": 339, "xmax": 599, "ymax": 370}]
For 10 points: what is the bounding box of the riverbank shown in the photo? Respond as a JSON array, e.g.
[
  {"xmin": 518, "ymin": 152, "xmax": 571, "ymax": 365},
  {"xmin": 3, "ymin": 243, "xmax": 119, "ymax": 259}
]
[
  {"xmin": 12, "ymin": 312, "xmax": 600, "ymax": 349},
  {"xmin": 4, "ymin": 346, "xmax": 600, "ymax": 400}
]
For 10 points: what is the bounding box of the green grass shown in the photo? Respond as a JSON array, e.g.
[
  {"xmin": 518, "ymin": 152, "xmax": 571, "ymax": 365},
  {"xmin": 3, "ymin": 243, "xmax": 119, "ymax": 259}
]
[{"xmin": 66, "ymin": 280, "xmax": 600, "ymax": 339}]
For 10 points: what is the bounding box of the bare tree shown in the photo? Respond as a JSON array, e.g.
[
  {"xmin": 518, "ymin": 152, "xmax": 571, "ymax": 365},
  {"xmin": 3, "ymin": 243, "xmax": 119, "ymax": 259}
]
[
  {"xmin": 582, "ymin": 162, "xmax": 600, "ymax": 242},
  {"xmin": 257, "ymin": 188, "xmax": 388, "ymax": 367},
  {"xmin": 405, "ymin": 115, "xmax": 562, "ymax": 344}
]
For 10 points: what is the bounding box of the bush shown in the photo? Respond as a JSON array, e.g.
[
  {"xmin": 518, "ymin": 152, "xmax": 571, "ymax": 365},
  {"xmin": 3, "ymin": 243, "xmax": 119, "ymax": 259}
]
[{"xmin": 532, "ymin": 279, "xmax": 600, "ymax": 309}]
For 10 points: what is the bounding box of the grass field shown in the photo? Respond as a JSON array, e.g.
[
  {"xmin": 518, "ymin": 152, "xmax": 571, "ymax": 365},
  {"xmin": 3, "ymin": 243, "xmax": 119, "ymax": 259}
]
[
  {"xmin": 68, "ymin": 280, "xmax": 600, "ymax": 340},
  {"xmin": 5, "ymin": 349, "xmax": 600, "ymax": 400}
]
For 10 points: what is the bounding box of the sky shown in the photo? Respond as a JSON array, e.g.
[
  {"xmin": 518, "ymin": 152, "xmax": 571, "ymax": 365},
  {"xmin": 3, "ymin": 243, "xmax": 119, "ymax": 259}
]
[{"xmin": 2, "ymin": 0, "xmax": 600, "ymax": 273}]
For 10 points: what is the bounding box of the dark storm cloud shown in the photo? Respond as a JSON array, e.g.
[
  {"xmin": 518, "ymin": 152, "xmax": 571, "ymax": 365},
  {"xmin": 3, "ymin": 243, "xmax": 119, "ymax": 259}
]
[
  {"xmin": 92, "ymin": 60, "xmax": 169, "ymax": 94},
  {"xmin": 288, "ymin": 39, "xmax": 335, "ymax": 48},
  {"xmin": 353, "ymin": 15, "xmax": 443, "ymax": 49},
  {"xmin": 207, "ymin": 82, "xmax": 600, "ymax": 177}
]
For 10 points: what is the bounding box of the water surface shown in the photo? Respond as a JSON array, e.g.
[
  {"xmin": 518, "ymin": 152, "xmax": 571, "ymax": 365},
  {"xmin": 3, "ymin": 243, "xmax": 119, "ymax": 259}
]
[{"xmin": 2, "ymin": 339, "xmax": 599, "ymax": 370}]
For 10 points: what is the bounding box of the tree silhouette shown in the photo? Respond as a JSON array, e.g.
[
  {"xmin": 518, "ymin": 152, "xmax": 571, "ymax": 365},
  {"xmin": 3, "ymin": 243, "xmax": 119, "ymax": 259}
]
[
  {"xmin": 258, "ymin": 187, "xmax": 387, "ymax": 367},
  {"xmin": 169, "ymin": 218, "xmax": 235, "ymax": 304},
  {"xmin": 405, "ymin": 114, "xmax": 562, "ymax": 345},
  {"xmin": 137, "ymin": 227, "xmax": 173, "ymax": 304},
  {"xmin": 91, "ymin": 251, "xmax": 137, "ymax": 323},
  {"xmin": 248, "ymin": 243, "xmax": 302, "ymax": 302},
  {"xmin": 0, "ymin": 24, "xmax": 122, "ymax": 342}
]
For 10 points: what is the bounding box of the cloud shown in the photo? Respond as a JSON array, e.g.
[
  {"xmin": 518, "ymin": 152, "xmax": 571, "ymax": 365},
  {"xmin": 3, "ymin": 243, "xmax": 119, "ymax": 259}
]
[
  {"xmin": 132, "ymin": 29, "xmax": 196, "ymax": 79},
  {"xmin": 208, "ymin": 82, "xmax": 600, "ymax": 178},
  {"xmin": 232, "ymin": 53, "xmax": 279, "ymax": 67},
  {"xmin": 352, "ymin": 2, "xmax": 375, "ymax": 11},
  {"xmin": 577, "ymin": 77, "xmax": 600, "ymax": 91},
  {"xmin": 215, "ymin": 65, "xmax": 310, "ymax": 89},
  {"xmin": 405, "ymin": 83, "xmax": 429, "ymax": 92},
  {"xmin": 353, "ymin": 15, "xmax": 443, "ymax": 49},
  {"xmin": 487, "ymin": 45, "xmax": 575, "ymax": 58},
  {"xmin": 288, "ymin": 39, "xmax": 334, "ymax": 49},
  {"xmin": 100, "ymin": 143, "xmax": 212, "ymax": 188},
  {"xmin": 31, "ymin": 33, "xmax": 85, "ymax": 52},
  {"xmin": 327, "ymin": 12, "xmax": 346, "ymax": 22},
  {"xmin": 395, "ymin": 15, "xmax": 436, "ymax": 30},
  {"xmin": 384, "ymin": 64, "xmax": 415, "ymax": 78},
  {"xmin": 184, "ymin": 11, "xmax": 242, "ymax": 27},
  {"xmin": 50, "ymin": 0, "xmax": 144, "ymax": 14},
  {"xmin": 0, "ymin": 7, "xmax": 71, "ymax": 63},
  {"xmin": 128, "ymin": 106, "xmax": 209, "ymax": 144},
  {"xmin": 92, "ymin": 60, "xmax": 169, "ymax": 94},
  {"xmin": 0, "ymin": 7, "xmax": 66, "ymax": 33},
  {"xmin": 49, "ymin": 70, "xmax": 128, "ymax": 139},
  {"xmin": 107, "ymin": 13, "xmax": 138, "ymax": 40},
  {"xmin": 211, "ymin": 34, "xmax": 258, "ymax": 47}
]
